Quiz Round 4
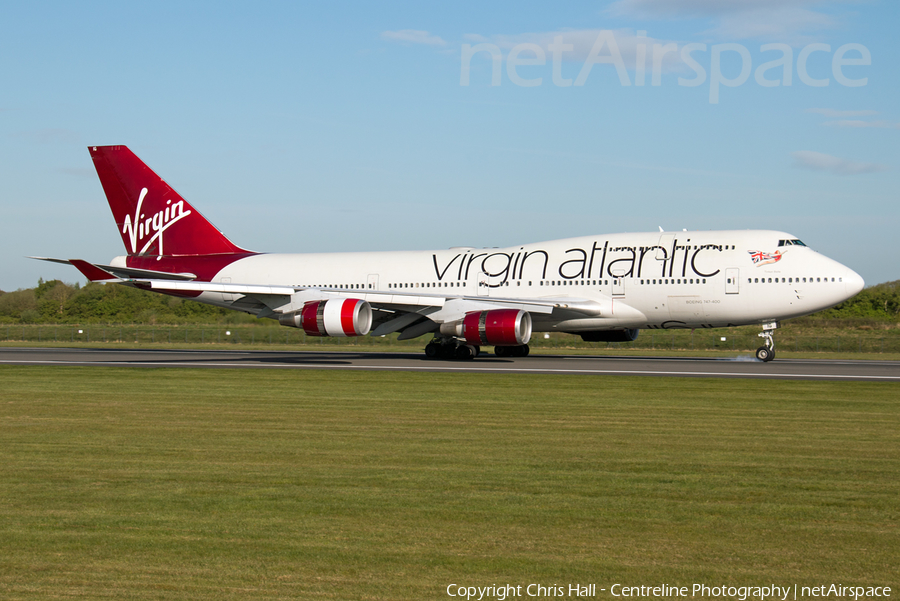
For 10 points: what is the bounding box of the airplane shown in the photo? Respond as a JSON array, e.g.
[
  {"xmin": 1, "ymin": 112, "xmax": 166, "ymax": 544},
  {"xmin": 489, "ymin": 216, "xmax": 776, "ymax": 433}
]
[{"xmin": 34, "ymin": 145, "xmax": 865, "ymax": 362}]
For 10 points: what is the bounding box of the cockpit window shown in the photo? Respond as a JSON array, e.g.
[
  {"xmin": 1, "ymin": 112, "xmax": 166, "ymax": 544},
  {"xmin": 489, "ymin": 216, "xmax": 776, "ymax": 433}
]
[{"xmin": 778, "ymin": 239, "xmax": 807, "ymax": 247}]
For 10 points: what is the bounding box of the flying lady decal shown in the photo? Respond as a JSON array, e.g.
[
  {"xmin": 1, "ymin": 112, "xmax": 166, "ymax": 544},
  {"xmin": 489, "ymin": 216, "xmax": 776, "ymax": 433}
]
[{"xmin": 748, "ymin": 249, "xmax": 784, "ymax": 266}]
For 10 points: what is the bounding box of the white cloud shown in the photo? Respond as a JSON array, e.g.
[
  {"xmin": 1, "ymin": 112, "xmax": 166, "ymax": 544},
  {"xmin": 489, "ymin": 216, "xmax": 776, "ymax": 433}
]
[
  {"xmin": 9, "ymin": 128, "xmax": 79, "ymax": 144},
  {"xmin": 463, "ymin": 29, "xmax": 685, "ymax": 73},
  {"xmin": 712, "ymin": 7, "xmax": 835, "ymax": 41},
  {"xmin": 807, "ymin": 108, "xmax": 879, "ymax": 118},
  {"xmin": 381, "ymin": 30, "xmax": 447, "ymax": 46},
  {"xmin": 824, "ymin": 120, "xmax": 900, "ymax": 129},
  {"xmin": 608, "ymin": 0, "xmax": 845, "ymax": 42},
  {"xmin": 791, "ymin": 151, "xmax": 888, "ymax": 175},
  {"xmin": 806, "ymin": 109, "xmax": 898, "ymax": 129},
  {"xmin": 609, "ymin": 0, "xmax": 820, "ymax": 18}
]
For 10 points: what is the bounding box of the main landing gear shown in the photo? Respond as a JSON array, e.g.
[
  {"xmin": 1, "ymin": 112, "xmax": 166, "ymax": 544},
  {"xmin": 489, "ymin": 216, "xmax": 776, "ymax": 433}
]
[
  {"xmin": 424, "ymin": 338, "xmax": 530, "ymax": 360},
  {"xmin": 494, "ymin": 344, "xmax": 529, "ymax": 358},
  {"xmin": 756, "ymin": 321, "xmax": 779, "ymax": 362},
  {"xmin": 425, "ymin": 339, "xmax": 479, "ymax": 360}
]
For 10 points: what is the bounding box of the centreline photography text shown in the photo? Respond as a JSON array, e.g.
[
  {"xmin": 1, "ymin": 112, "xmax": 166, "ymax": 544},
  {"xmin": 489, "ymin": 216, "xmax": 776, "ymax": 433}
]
[{"xmin": 446, "ymin": 583, "xmax": 892, "ymax": 600}]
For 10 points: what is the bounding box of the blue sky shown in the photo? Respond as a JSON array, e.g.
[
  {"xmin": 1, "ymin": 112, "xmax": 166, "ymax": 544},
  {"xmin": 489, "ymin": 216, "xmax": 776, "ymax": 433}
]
[{"xmin": 1, "ymin": 0, "xmax": 897, "ymax": 291}]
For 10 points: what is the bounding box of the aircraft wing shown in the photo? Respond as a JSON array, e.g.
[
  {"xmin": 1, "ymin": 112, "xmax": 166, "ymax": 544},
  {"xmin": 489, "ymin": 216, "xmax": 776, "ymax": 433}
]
[
  {"xmin": 150, "ymin": 279, "xmax": 607, "ymax": 340},
  {"xmin": 133, "ymin": 277, "xmax": 603, "ymax": 339},
  {"xmin": 39, "ymin": 258, "xmax": 610, "ymax": 340}
]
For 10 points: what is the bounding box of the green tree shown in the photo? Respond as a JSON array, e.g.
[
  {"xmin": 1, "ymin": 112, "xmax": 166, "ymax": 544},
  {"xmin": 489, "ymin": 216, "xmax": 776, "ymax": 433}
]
[{"xmin": 0, "ymin": 289, "xmax": 38, "ymax": 323}]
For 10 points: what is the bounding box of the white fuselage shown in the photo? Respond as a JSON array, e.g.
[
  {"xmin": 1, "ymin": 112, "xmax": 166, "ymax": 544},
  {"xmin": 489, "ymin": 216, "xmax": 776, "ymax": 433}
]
[{"xmin": 134, "ymin": 229, "xmax": 863, "ymax": 332}]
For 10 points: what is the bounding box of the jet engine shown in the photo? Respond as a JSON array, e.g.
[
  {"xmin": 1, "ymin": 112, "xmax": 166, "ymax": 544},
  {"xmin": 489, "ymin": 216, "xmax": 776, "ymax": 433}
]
[
  {"xmin": 279, "ymin": 298, "xmax": 372, "ymax": 337},
  {"xmin": 577, "ymin": 329, "xmax": 640, "ymax": 343},
  {"xmin": 449, "ymin": 309, "xmax": 532, "ymax": 346}
]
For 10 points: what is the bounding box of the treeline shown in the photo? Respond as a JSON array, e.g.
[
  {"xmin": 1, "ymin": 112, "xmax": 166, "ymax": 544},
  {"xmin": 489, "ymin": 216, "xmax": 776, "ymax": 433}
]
[
  {"xmin": 0, "ymin": 278, "xmax": 898, "ymax": 325},
  {"xmin": 813, "ymin": 279, "xmax": 900, "ymax": 320},
  {"xmin": 0, "ymin": 279, "xmax": 256, "ymax": 325}
]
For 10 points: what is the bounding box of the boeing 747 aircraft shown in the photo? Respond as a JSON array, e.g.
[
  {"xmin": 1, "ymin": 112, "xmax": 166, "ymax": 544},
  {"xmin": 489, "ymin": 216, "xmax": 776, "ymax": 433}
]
[{"xmin": 35, "ymin": 145, "xmax": 865, "ymax": 361}]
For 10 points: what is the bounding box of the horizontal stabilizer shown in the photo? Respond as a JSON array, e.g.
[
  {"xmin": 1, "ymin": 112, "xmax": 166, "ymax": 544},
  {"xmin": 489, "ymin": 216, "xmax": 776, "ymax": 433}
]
[{"xmin": 29, "ymin": 257, "xmax": 196, "ymax": 281}]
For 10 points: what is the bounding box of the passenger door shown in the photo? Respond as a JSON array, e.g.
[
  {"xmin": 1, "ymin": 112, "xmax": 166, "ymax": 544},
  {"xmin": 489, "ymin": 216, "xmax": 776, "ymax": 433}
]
[{"xmin": 725, "ymin": 268, "xmax": 740, "ymax": 294}]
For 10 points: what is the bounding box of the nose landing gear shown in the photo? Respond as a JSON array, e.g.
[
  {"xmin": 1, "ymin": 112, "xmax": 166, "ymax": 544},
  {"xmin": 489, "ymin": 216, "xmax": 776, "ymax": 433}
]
[{"xmin": 756, "ymin": 321, "xmax": 779, "ymax": 362}]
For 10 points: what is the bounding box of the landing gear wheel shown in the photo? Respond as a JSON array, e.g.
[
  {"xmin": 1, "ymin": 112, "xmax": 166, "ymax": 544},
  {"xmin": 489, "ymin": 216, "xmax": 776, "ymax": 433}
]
[
  {"xmin": 756, "ymin": 346, "xmax": 774, "ymax": 362},
  {"xmin": 455, "ymin": 345, "xmax": 476, "ymax": 360},
  {"xmin": 494, "ymin": 346, "xmax": 509, "ymax": 358},
  {"xmin": 424, "ymin": 342, "xmax": 440, "ymax": 359}
]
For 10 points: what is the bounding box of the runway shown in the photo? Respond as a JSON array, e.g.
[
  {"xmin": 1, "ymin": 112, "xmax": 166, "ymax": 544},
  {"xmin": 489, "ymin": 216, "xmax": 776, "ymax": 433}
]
[{"xmin": 2, "ymin": 347, "xmax": 899, "ymax": 381}]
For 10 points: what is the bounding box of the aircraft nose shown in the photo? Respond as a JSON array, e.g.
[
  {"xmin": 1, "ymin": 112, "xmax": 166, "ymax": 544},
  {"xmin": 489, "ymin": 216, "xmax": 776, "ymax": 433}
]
[{"xmin": 844, "ymin": 268, "xmax": 865, "ymax": 298}]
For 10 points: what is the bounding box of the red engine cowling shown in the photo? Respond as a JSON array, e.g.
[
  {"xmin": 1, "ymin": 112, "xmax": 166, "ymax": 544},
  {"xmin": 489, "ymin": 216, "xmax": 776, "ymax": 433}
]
[
  {"xmin": 462, "ymin": 309, "xmax": 532, "ymax": 346},
  {"xmin": 279, "ymin": 299, "xmax": 372, "ymax": 337}
]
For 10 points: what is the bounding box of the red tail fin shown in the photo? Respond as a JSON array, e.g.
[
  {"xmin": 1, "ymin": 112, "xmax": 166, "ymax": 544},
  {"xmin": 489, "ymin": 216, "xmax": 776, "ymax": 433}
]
[{"xmin": 89, "ymin": 145, "xmax": 248, "ymax": 257}]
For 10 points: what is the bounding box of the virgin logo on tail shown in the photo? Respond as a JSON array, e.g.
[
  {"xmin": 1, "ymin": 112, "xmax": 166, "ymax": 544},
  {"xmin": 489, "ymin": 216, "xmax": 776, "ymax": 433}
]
[{"xmin": 121, "ymin": 187, "xmax": 192, "ymax": 258}]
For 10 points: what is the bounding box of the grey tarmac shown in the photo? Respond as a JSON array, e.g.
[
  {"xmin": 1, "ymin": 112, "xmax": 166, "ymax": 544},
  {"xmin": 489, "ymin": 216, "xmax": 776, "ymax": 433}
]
[{"xmin": 2, "ymin": 347, "xmax": 900, "ymax": 381}]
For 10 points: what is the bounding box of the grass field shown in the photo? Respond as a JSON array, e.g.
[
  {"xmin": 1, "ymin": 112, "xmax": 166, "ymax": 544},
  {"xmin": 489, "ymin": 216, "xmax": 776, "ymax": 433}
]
[{"xmin": 1, "ymin": 367, "xmax": 898, "ymax": 599}]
